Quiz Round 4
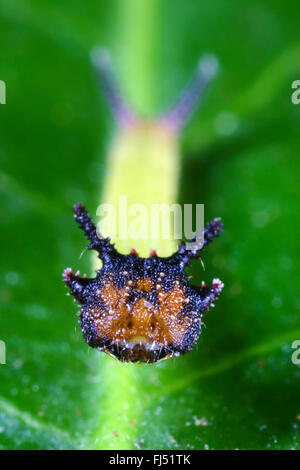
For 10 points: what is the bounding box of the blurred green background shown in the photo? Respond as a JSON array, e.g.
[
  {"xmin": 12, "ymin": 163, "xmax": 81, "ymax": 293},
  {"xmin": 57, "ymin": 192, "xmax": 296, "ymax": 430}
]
[{"xmin": 0, "ymin": 0, "xmax": 299, "ymax": 450}]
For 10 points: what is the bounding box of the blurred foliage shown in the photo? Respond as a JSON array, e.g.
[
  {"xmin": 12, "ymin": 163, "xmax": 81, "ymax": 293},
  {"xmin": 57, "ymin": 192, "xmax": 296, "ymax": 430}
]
[{"xmin": 0, "ymin": 0, "xmax": 299, "ymax": 450}]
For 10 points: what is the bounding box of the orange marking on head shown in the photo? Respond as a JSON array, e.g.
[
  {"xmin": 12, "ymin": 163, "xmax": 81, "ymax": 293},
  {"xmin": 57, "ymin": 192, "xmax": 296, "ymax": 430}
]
[
  {"xmin": 136, "ymin": 278, "xmax": 153, "ymax": 292},
  {"xmin": 90, "ymin": 278, "xmax": 190, "ymax": 356}
]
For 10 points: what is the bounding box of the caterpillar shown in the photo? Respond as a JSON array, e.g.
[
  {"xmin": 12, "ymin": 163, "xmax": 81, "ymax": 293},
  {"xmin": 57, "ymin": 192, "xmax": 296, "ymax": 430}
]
[{"xmin": 63, "ymin": 49, "xmax": 224, "ymax": 363}]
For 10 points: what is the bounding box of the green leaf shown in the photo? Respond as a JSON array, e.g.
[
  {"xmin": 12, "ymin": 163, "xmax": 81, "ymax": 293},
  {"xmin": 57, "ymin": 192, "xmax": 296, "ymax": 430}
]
[{"xmin": 0, "ymin": 0, "xmax": 299, "ymax": 450}]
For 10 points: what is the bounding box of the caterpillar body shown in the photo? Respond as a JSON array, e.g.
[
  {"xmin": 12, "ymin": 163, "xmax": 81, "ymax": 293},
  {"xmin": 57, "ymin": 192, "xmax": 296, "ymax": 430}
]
[{"xmin": 63, "ymin": 50, "xmax": 224, "ymax": 363}]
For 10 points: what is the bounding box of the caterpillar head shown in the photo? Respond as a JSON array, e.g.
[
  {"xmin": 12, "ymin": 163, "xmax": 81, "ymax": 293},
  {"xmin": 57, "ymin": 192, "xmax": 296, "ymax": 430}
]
[{"xmin": 63, "ymin": 204, "xmax": 223, "ymax": 363}]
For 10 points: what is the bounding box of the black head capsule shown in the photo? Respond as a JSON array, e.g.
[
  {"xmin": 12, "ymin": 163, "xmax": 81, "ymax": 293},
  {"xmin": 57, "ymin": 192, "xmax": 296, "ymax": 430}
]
[{"xmin": 63, "ymin": 204, "xmax": 223, "ymax": 363}]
